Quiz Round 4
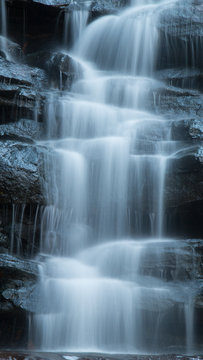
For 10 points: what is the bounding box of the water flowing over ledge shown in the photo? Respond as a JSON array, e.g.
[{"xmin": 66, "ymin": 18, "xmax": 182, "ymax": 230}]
[{"xmin": 28, "ymin": 0, "xmax": 202, "ymax": 355}]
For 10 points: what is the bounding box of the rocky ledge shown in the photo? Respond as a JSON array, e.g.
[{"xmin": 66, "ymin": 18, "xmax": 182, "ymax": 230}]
[{"xmin": 0, "ymin": 353, "xmax": 203, "ymax": 360}]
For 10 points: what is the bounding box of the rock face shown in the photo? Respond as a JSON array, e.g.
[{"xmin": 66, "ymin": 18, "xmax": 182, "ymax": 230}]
[
  {"xmin": 0, "ymin": 4, "xmax": 50, "ymax": 346},
  {"xmin": 6, "ymin": 0, "xmax": 127, "ymax": 56},
  {"xmin": 0, "ymin": 56, "xmax": 47, "ymax": 204},
  {"xmin": 0, "ymin": 254, "xmax": 39, "ymax": 348},
  {"xmin": 0, "ymin": 141, "xmax": 46, "ymax": 203},
  {"xmin": 0, "ymin": 119, "xmax": 43, "ymax": 142},
  {"xmin": 0, "ymin": 56, "xmax": 47, "ymax": 124},
  {"xmin": 157, "ymin": 0, "xmax": 203, "ymax": 70},
  {"xmin": 155, "ymin": 68, "xmax": 203, "ymax": 92},
  {"xmin": 0, "ymin": 0, "xmax": 202, "ymax": 351}
]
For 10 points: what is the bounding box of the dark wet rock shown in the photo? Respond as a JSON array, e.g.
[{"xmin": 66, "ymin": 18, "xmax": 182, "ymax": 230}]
[
  {"xmin": 166, "ymin": 165, "xmax": 203, "ymax": 210},
  {"xmin": 27, "ymin": 50, "xmax": 82, "ymax": 89},
  {"xmin": 155, "ymin": 68, "xmax": 203, "ymax": 91},
  {"xmin": 0, "ymin": 89, "xmax": 40, "ymax": 125},
  {"xmin": 0, "ymin": 204, "xmax": 43, "ymax": 257},
  {"xmin": 6, "ymin": 0, "xmax": 68, "ymax": 7},
  {"xmin": 31, "ymin": 0, "xmax": 127, "ymax": 11},
  {"xmin": 195, "ymin": 283, "xmax": 203, "ymax": 308},
  {"xmin": 0, "ymin": 353, "xmax": 203, "ymax": 360},
  {"xmin": 91, "ymin": 0, "xmax": 127, "ymax": 16},
  {"xmin": 2, "ymin": 285, "xmax": 40, "ymax": 313},
  {"xmin": 47, "ymin": 52, "xmax": 82, "ymax": 89},
  {"xmin": 0, "ymin": 308, "xmax": 28, "ymax": 348},
  {"xmin": 0, "ymin": 299, "xmax": 14, "ymax": 313},
  {"xmin": 157, "ymin": 2, "xmax": 203, "ymax": 70},
  {"xmin": 158, "ymin": 1, "xmax": 203, "ymax": 38},
  {"xmin": 0, "ymin": 119, "xmax": 43, "ymax": 143},
  {"xmin": 0, "ymin": 232, "xmax": 9, "ymax": 254},
  {"xmin": 22, "ymin": 0, "xmax": 127, "ymax": 14},
  {"xmin": 146, "ymin": 83, "xmax": 203, "ymax": 239},
  {"xmin": 137, "ymin": 239, "xmax": 203, "ymax": 282},
  {"xmin": 164, "ymin": 147, "xmax": 203, "ymax": 238},
  {"xmin": 0, "ymin": 57, "xmax": 47, "ymax": 124},
  {"xmin": 6, "ymin": 0, "xmax": 65, "ymax": 53},
  {"xmin": 0, "ymin": 57, "xmax": 47, "ymax": 88},
  {"xmin": 132, "ymin": 83, "xmax": 203, "ymax": 118},
  {"xmin": 0, "ymin": 141, "xmax": 46, "ymax": 203},
  {"xmin": 153, "ymin": 86, "xmax": 203, "ymax": 118},
  {"xmin": 5, "ymin": 0, "xmax": 128, "ymax": 55},
  {"xmin": 165, "ymin": 200, "xmax": 203, "ymax": 239},
  {"xmin": 0, "ymin": 254, "xmax": 38, "ymax": 279},
  {"xmin": 165, "ymin": 146, "xmax": 203, "ymax": 206},
  {"xmin": 10, "ymin": 216, "xmax": 41, "ymax": 257},
  {"xmin": 0, "ymin": 36, "xmax": 23, "ymax": 61},
  {"xmin": 0, "ymin": 254, "xmax": 40, "ymax": 314},
  {"xmin": 171, "ymin": 118, "xmax": 203, "ymax": 141},
  {"xmin": 0, "ymin": 253, "xmax": 38, "ymax": 343}
]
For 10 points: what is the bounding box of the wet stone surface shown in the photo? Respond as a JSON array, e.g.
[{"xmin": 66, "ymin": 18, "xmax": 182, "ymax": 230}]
[{"xmin": 0, "ymin": 353, "xmax": 203, "ymax": 360}]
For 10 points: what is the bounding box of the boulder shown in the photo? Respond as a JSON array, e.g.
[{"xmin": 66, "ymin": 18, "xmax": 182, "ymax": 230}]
[
  {"xmin": 0, "ymin": 141, "xmax": 46, "ymax": 203},
  {"xmin": 27, "ymin": 50, "xmax": 82, "ymax": 89}
]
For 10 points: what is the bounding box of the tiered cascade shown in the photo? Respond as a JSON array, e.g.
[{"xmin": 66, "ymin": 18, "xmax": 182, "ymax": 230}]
[{"xmin": 33, "ymin": 0, "xmax": 197, "ymax": 354}]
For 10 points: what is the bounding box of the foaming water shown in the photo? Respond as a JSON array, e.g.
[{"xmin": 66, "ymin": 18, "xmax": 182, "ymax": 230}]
[{"xmin": 34, "ymin": 0, "xmax": 197, "ymax": 354}]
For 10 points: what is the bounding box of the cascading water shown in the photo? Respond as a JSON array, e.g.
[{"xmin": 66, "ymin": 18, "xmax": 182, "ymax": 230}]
[
  {"xmin": 64, "ymin": 2, "xmax": 90, "ymax": 46},
  {"xmin": 34, "ymin": 0, "xmax": 197, "ymax": 354}
]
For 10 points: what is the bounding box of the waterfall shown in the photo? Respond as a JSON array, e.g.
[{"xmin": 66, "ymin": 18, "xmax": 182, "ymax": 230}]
[
  {"xmin": 74, "ymin": 4, "xmax": 159, "ymax": 76},
  {"xmin": 64, "ymin": 2, "xmax": 89, "ymax": 46},
  {"xmin": 34, "ymin": 0, "xmax": 196, "ymax": 354}
]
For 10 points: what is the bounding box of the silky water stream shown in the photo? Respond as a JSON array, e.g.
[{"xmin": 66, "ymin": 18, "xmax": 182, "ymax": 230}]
[{"xmin": 33, "ymin": 0, "xmax": 198, "ymax": 354}]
